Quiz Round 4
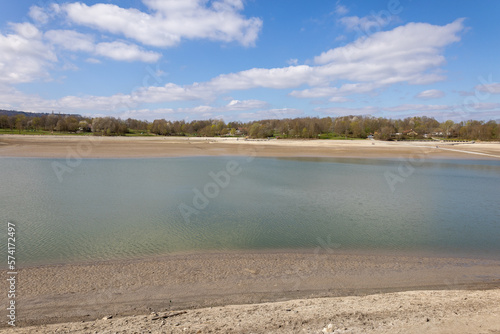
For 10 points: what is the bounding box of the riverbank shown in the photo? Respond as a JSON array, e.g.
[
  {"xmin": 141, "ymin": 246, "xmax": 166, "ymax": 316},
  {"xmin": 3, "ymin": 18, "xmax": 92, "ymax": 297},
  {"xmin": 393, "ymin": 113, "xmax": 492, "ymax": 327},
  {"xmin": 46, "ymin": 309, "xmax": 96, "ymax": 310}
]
[
  {"xmin": 2, "ymin": 288, "xmax": 500, "ymax": 333},
  {"xmin": 1, "ymin": 135, "xmax": 499, "ymax": 159},
  {"xmin": 1, "ymin": 250, "xmax": 499, "ymax": 331}
]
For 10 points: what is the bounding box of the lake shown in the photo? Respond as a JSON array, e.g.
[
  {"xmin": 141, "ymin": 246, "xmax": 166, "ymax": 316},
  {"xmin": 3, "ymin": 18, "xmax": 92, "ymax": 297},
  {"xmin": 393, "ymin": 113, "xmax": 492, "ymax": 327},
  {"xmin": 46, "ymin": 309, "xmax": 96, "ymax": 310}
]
[{"xmin": 1, "ymin": 156, "xmax": 499, "ymax": 266}]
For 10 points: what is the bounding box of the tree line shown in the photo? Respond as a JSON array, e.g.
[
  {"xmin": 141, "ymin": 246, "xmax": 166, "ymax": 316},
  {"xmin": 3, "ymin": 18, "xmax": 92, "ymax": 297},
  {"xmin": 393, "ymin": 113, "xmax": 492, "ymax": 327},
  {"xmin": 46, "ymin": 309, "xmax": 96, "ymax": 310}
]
[{"xmin": 0, "ymin": 111, "xmax": 498, "ymax": 141}]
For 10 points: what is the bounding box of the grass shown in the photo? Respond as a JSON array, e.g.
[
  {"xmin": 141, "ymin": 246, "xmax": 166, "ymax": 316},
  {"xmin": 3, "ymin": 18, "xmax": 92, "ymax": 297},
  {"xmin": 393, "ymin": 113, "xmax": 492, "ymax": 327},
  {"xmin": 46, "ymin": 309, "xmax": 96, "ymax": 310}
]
[
  {"xmin": 124, "ymin": 130, "xmax": 155, "ymax": 136},
  {"xmin": 433, "ymin": 137, "xmax": 475, "ymax": 142},
  {"xmin": 318, "ymin": 133, "xmax": 366, "ymax": 140},
  {"xmin": 0, "ymin": 129, "xmax": 93, "ymax": 136},
  {"xmin": 0, "ymin": 129, "xmax": 153, "ymax": 136}
]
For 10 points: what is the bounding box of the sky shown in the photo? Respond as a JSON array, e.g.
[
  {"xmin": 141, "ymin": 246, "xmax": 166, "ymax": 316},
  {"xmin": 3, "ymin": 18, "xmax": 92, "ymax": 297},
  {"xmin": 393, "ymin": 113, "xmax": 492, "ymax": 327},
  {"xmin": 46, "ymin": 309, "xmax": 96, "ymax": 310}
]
[{"xmin": 0, "ymin": 0, "xmax": 499, "ymax": 122}]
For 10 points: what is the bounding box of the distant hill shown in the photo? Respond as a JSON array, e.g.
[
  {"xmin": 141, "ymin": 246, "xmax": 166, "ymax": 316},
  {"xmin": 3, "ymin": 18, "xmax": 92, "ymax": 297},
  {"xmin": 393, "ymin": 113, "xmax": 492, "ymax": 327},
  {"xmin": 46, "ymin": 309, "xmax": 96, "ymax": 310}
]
[{"xmin": 0, "ymin": 109, "xmax": 81, "ymax": 118}]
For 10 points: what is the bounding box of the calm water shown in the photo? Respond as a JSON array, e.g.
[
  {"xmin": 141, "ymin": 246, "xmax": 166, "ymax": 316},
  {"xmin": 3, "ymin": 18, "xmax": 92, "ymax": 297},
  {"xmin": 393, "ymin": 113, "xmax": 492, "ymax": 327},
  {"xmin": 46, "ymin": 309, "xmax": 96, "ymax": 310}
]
[{"xmin": 1, "ymin": 156, "xmax": 499, "ymax": 266}]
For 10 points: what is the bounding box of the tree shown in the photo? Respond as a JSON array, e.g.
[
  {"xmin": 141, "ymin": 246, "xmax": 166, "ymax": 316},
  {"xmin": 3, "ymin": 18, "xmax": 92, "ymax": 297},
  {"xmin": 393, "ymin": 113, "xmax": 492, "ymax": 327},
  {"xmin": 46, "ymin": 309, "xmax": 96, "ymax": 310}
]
[
  {"xmin": 249, "ymin": 123, "xmax": 261, "ymax": 138},
  {"xmin": 92, "ymin": 117, "xmax": 128, "ymax": 135},
  {"xmin": 151, "ymin": 119, "xmax": 170, "ymax": 135},
  {"xmin": 0, "ymin": 115, "xmax": 9, "ymax": 129},
  {"xmin": 441, "ymin": 120, "xmax": 454, "ymax": 138},
  {"xmin": 375, "ymin": 125, "xmax": 395, "ymax": 140},
  {"xmin": 15, "ymin": 115, "xmax": 26, "ymax": 133}
]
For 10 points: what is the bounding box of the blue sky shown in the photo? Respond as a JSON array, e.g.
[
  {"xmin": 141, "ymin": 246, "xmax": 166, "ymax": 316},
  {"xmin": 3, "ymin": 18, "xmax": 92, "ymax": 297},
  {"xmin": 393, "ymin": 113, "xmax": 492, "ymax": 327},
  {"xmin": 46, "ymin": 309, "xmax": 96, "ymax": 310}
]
[{"xmin": 0, "ymin": 0, "xmax": 499, "ymax": 122}]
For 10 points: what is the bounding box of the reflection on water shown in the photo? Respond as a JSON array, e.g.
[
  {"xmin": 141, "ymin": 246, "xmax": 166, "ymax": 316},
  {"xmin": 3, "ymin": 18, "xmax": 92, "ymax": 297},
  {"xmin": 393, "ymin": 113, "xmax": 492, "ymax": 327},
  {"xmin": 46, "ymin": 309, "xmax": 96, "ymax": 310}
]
[{"xmin": 1, "ymin": 156, "xmax": 499, "ymax": 265}]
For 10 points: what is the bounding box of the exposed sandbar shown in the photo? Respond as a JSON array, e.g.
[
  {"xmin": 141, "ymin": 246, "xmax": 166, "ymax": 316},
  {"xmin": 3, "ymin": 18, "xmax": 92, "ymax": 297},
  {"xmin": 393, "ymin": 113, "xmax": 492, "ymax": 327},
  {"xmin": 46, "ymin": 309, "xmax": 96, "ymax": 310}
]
[{"xmin": 1, "ymin": 135, "xmax": 499, "ymax": 159}]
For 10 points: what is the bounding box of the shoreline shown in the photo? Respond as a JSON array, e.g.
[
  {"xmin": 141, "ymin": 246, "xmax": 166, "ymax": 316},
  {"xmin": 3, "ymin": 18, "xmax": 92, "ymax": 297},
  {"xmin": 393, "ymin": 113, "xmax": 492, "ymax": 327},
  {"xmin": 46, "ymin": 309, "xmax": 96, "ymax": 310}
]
[
  {"xmin": 1, "ymin": 134, "xmax": 499, "ymax": 160},
  {"xmin": 2, "ymin": 249, "xmax": 499, "ymax": 329},
  {"xmin": 2, "ymin": 289, "xmax": 500, "ymax": 333},
  {"xmin": 12, "ymin": 245, "xmax": 500, "ymax": 270}
]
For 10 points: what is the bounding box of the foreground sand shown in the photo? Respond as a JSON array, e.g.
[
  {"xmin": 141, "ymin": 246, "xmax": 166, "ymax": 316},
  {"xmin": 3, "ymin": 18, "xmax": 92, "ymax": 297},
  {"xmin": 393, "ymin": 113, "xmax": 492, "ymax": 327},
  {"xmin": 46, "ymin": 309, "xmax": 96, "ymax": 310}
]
[
  {"xmin": 1, "ymin": 251, "xmax": 499, "ymax": 332},
  {"xmin": 2, "ymin": 288, "xmax": 500, "ymax": 334},
  {"xmin": 0, "ymin": 134, "xmax": 499, "ymax": 159}
]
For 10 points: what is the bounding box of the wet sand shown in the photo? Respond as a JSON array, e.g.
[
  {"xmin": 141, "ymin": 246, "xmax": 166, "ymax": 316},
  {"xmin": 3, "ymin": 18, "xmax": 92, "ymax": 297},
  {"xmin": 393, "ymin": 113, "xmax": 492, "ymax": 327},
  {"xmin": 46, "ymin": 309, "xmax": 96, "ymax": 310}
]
[
  {"xmin": 1, "ymin": 250, "xmax": 499, "ymax": 331},
  {"xmin": 0, "ymin": 134, "xmax": 499, "ymax": 159}
]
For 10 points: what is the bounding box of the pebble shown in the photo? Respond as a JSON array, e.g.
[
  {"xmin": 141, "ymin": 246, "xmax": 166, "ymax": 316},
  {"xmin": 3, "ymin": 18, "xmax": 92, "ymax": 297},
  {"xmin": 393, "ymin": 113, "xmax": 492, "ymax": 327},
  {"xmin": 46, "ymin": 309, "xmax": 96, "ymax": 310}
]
[{"xmin": 322, "ymin": 323, "xmax": 334, "ymax": 333}]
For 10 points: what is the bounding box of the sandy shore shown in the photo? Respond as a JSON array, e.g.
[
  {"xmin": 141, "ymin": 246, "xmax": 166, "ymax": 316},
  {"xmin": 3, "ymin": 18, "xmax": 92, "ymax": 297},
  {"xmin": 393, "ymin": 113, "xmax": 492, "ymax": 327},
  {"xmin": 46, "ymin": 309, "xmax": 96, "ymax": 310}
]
[
  {"xmin": 2, "ymin": 288, "xmax": 500, "ymax": 333},
  {"xmin": 1, "ymin": 250, "xmax": 499, "ymax": 332},
  {"xmin": 0, "ymin": 134, "xmax": 499, "ymax": 159}
]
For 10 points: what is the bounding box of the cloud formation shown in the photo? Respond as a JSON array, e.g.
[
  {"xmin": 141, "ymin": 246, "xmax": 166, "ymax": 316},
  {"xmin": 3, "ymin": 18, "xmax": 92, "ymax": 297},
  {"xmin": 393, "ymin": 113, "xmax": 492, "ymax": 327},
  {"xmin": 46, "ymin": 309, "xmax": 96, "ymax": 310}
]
[
  {"xmin": 0, "ymin": 23, "xmax": 56, "ymax": 84},
  {"xmin": 477, "ymin": 83, "xmax": 500, "ymax": 94},
  {"xmin": 95, "ymin": 42, "xmax": 161, "ymax": 63},
  {"xmin": 0, "ymin": 0, "xmax": 261, "ymax": 85},
  {"xmin": 415, "ymin": 89, "xmax": 445, "ymax": 99},
  {"xmin": 61, "ymin": 0, "xmax": 262, "ymax": 48},
  {"xmin": 194, "ymin": 19, "xmax": 465, "ymax": 99}
]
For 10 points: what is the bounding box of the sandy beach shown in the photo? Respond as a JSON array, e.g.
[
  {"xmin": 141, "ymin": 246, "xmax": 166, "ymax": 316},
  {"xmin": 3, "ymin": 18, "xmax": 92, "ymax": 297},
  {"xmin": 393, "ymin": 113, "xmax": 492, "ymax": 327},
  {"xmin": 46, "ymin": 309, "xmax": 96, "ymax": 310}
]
[
  {"xmin": 1, "ymin": 135, "xmax": 500, "ymax": 333},
  {"xmin": 0, "ymin": 134, "xmax": 499, "ymax": 159},
  {"xmin": 1, "ymin": 250, "xmax": 500, "ymax": 333}
]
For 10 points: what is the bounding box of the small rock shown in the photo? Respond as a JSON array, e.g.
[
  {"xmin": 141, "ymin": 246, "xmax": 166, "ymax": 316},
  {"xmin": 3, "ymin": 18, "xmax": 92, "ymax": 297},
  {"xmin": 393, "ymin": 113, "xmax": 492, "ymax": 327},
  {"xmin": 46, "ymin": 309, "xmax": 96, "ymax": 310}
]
[
  {"xmin": 102, "ymin": 315, "xmax": 112, "ymax": 320},
  {"xmin": 322, "ymin": 323, "xmax": 334, "ymax": 333}
]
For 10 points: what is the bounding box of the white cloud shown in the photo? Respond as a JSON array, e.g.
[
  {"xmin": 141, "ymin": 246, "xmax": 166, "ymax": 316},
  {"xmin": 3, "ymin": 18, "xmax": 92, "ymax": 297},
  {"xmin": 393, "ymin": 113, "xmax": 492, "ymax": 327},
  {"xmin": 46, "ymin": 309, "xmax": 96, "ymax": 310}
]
[
  {"xmin": 188, "ymin": 19, "xmax": 465, "ymax": 100},
  {"xmin": 315, "ymin": 19, "xmax": 464, "ymax": 66},
  {"xmin": 0, "ymin": 23, "xmax": 57, "ymax": 84},
  {"xmin": 28, "ymin": 4, "xmax": 62, "ymax": 25},
  {"xmin": 119, "ymin": 108, "xmax": 175, "ymax": 120},
  {"xmin": 62, "ymin": 0, "xmax": 262, "ymax": 48},
  {"xmin": 380, "ymin": 103, "xmax": 500, "ymax": 121},
  {"xmin": 315, "ymin": 106, "xmax": 379, "ymax": 116},
  {"xmin": 315, "ymin": 102, "xmax": 499, "ymax": 119},
  {"xmin": 476, "ymin": 83, "xmax": 500, "ymax": 94},
  {"xmin": 44, "ymin": 30, "xmax": 161, "ymax": 63},
  {"xmin": 131, "ymin": 99, "xmax": 271, "ymax": 119},
  {"xmin": 339, "ymin": 15, "xmax": 393, "ymax": 32},
  {"xmin": 290, "ymin": 82, "xmax": 382, "ymax": 99},
  {"xmin": 45, "ymin": 30, "xmax": 95, "ymax": 52},
  {"xmin": 239, "ymin": 108, "xmax": 302, "ymax": 120},
  {"xmin": 226, "ymin": 99, "xmax": 269, "ymax": 111},
  {"xmin": 0, "ymin": 22, "xmax": 162, "ymax": 87},
  {"xmin": 95, "ymin": 41, "xmax": 161, "ymax": 63},
  {"xmin": 287, "ymin": 58, "xmax": 299, "ymax": 66},
  {"xmin": 384, "ymin": 104, "xmax": 453, "ymax": 112},
  {"xmin": 415, "ymin": 89, "xmax": 445, "ymax": 99},
  {"xmin": 334, "ymin": 4, "xmax": 349, "ymax": 16},
  {"xmin": 86, "ymin": 58, "xmax": 101, "ymax": 64},
  {"xmin": 133, "ymin": 83, "xmax": 213, "ymax": 103},
  {"xmin": 463, "ymin": 102, "xmax": 500, "ymax": 110},
  {"xmin": 207, "ymin": 65, "xmax": 322, "ymax": 91},
  {"xmin": 329, "ymin": 96, "xmax": 351, "ymax": 103},
  {"xmin": 2, "ymin": 19, "xmax": 463, "ymax": 110},
  {"xmin": 29, "ymin": 6, "xmax": 50, "ymax": 24}
]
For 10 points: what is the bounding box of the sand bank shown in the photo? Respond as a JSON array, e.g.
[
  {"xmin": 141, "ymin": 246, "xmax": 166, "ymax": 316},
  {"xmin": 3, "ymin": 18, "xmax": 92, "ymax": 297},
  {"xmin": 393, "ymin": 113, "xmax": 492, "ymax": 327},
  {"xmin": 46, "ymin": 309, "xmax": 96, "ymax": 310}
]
[
  {"xmin": 1, "ymin": 250, "xmax": 499, "ymax": 331},
  {"xmin": 2, "ymin": 289, "xmax": 500, "ymax": 333},
  {"xmin": 1, "ymin": 135, "xmax": 499, "ymax": 159}
]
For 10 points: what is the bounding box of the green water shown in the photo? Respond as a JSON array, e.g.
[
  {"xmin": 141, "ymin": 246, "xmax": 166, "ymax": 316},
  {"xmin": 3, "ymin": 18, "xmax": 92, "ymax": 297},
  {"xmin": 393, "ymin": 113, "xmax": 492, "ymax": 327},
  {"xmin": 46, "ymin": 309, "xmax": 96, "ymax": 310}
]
[{"xmin": 1, "ymin": 156, "xmax": 499, "ymax": 266}]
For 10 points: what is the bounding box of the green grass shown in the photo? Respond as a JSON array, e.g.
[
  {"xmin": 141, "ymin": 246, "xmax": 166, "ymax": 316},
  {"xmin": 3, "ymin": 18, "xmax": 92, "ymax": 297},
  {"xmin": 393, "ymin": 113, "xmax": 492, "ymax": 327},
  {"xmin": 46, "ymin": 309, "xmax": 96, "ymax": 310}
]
[
  {"xmin": 0, "ymin": 129, "xmax": 93, "ymax": 136},
  {"xmin": 124, "ymin": 130, "xmax": 154, "ymax": 136},
  {"xmin": 433, "ymin": 137, "xmax": 474, "ymax": 142},
  {"xmin": 318, "ymin": 133, "xmax": 366, "ymax": 140}
]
